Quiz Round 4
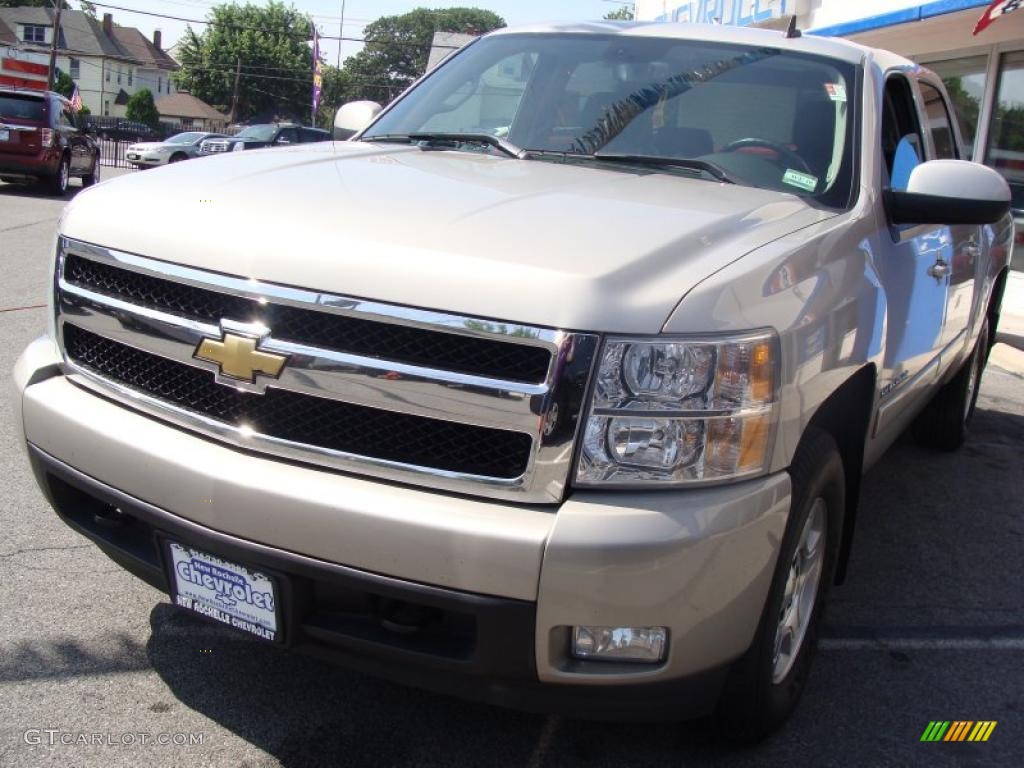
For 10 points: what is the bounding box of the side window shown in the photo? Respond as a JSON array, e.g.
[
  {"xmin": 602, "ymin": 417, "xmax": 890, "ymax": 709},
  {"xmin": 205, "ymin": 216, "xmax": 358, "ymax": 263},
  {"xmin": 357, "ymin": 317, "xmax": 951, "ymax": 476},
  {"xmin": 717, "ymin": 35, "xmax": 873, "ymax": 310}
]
[
  {"xmin": 882, "ymin": 76, "xmax": 925, "ymax": 191},
  {"xmin": 54, "ymin": 102, "xmax": 74, "ymax": 129},
  {"xmin": 276, "ymin": 128, "xmax": 297, "ymax": 144},
  {"xmin": 919, "ymin": 82, "xmax": 958, "ymax": 160}
]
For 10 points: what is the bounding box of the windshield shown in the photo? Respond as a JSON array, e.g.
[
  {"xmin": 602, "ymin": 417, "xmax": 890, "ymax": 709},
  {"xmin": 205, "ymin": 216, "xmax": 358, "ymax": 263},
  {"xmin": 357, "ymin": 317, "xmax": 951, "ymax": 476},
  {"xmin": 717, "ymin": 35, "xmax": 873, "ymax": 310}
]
[
  {"xmin": 364, "ymin": 34, "xmax": 857, "ymax": 206},
  {"xmin": 0, "ymin": 94, "xmax": 45, "ymax": 121},
  {"xmin": 236, "ymin": 125, "xmax": 277, "ymax": 141},
  {"xmin": 166, "ymin": 132, "xmax": 205, "ymax": 144}
]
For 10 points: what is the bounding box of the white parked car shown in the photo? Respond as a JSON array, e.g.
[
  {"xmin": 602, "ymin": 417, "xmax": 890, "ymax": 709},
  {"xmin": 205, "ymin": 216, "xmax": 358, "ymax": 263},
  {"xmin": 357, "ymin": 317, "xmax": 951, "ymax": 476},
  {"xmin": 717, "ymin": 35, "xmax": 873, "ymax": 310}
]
[{"xmin": 126, "ymin": 131, "xmax": 226, "ymax": 168}]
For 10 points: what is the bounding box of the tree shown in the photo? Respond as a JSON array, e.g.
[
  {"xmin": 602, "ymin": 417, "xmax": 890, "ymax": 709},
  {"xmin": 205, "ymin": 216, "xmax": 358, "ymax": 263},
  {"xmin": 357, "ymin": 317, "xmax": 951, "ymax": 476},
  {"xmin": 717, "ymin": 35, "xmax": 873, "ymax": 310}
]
[
  {"xmin": 173, "ymin": 2, "xmax": 315, "ymax": 123},
  {"xmin": 604, "ymin": 5, "xmax": 635, "ymax": 20},
  {"xmin": 341, "ymin": 7, "xmax": 505, "ymax": 103},
  {"xmin": 53, "ymin": 68, "xmax": 75, "ymax": 99},
  {"xmin": 126, "ymin": 88, "xmax": 160, "ymax": 128}
]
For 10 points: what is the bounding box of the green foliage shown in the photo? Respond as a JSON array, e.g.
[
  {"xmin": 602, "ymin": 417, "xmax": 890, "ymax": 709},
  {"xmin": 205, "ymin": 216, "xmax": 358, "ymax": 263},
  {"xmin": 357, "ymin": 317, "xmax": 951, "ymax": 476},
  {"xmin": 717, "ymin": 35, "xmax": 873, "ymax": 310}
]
[
  {"xmin": 80, "ymin": 1, "xmax": 97, "ymax": 18},
  {"xmin": 53, "ymin": 68, "xmax": 75, "ymax": 99},
  {"xmin": 173, "ymin": 1, "xmax": 315, "ymax": 122},
  {"xmin": 604, "ymin": 5, "xmax": 635, "ymax": 20},
  {"xmin": 125, "ymin": 88, "xmax": 160, "ymax": 128},
  {"xmin": 341, "ymin": 7, "xmax": 505, "ymax": 103}
]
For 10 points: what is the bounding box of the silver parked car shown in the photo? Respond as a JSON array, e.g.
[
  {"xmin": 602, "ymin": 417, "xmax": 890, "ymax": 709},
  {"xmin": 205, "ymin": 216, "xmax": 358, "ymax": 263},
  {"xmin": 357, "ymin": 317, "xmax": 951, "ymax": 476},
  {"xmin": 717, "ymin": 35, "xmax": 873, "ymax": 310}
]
[
  {"xmin": 126, "ymin": 131, "xmax": 226, "ymax": 168},
  {"xmin": 14, "ymin": 21, "xmax": 1013, "ymax": 741}
]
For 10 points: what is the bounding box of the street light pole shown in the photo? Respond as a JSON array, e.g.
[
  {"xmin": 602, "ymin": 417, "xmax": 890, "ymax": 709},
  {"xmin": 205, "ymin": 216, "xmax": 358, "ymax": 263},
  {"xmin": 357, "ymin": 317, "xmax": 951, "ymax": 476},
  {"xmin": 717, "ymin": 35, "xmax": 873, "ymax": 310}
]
[{"xmin": 336, "ymin": 0, "xmax": 346, "ymax": 69}]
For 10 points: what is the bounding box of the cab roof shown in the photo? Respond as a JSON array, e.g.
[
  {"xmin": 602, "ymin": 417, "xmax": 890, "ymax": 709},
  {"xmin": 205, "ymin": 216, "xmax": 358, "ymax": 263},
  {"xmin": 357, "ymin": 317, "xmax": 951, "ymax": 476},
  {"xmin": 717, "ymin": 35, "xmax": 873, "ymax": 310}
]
[{"xmin": 487, "ymin": 20, "xmax": 913, "ymax": 71}]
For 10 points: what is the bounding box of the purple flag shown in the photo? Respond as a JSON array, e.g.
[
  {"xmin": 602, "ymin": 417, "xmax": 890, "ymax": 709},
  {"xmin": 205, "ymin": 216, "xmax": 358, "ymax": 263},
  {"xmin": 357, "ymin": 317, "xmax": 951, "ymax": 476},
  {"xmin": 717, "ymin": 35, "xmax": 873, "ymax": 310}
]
[{"xmin": 312, "ymin": 27, "xmax": 323, "ymax": 118}]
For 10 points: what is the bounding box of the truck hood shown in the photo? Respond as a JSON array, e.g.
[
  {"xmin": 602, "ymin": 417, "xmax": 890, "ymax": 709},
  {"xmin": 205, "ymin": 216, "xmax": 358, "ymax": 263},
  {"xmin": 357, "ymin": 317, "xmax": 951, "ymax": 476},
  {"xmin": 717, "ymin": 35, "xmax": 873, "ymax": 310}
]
[{"xmin": 61, "ymin": 141, "xmax": 836, "ymax": 333}]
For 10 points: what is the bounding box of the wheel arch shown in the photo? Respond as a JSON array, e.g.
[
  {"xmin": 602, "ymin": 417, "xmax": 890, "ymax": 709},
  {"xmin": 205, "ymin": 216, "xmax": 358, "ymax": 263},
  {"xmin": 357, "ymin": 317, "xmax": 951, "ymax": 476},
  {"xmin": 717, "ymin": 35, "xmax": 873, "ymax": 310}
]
[{"xmin": 797, "ymin": 363, "xmax": 877, "ymax": 584}]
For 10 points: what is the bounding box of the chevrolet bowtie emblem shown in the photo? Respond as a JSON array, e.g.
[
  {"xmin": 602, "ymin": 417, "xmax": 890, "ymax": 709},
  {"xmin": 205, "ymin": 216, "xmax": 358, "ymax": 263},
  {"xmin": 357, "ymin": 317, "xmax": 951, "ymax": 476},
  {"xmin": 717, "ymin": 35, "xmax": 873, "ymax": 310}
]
[{"xmin": 194, "ymin": 331, "xmax": 287, "ymax": 386}]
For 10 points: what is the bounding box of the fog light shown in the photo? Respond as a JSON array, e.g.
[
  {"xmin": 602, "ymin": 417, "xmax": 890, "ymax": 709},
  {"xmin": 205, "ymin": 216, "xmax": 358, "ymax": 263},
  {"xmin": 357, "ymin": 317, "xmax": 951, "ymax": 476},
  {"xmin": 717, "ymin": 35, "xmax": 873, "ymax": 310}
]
[{"xmin": 572, "ymin": 626, "xmax": 667, "ymax": 663}]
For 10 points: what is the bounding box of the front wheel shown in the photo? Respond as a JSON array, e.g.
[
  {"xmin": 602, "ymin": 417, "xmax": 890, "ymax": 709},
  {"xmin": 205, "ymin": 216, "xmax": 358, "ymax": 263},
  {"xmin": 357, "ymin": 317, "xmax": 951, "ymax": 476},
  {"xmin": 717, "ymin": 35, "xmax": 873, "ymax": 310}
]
[
  {"xmin": 168, "ymin": 152, "xmax": 187, "ymax": 163},
  {"xmin": 715, "ymin": 428, "xmax": 844, "ymax": 743}
]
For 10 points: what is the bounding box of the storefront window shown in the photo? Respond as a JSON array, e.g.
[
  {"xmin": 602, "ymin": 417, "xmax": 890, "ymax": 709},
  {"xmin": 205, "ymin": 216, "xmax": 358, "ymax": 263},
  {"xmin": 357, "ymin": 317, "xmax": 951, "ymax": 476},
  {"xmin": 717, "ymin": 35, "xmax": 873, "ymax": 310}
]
[
  {"xmin": 986, "ymin": 51, "xmax": 1024, "ymax": 212},
  {"xmin": 925, "ymin": 55, "xmax": 988, "ymax": 159}
]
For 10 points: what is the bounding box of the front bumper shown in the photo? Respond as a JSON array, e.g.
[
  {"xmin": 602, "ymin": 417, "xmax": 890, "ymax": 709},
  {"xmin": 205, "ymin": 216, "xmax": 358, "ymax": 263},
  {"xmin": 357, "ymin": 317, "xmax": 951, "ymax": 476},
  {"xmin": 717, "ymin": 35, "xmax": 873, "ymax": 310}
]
[{"xmin": 14, "ymin": 335, "xmax": 791, "ymax": 718}]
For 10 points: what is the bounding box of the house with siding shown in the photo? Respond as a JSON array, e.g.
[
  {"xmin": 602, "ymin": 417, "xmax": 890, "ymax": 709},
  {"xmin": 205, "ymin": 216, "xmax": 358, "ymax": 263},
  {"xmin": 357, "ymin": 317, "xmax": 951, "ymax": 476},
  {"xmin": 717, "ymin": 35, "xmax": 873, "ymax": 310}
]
[{"xmin": 0, "ymin": 7, "xmax": 179, "ymax": 117}]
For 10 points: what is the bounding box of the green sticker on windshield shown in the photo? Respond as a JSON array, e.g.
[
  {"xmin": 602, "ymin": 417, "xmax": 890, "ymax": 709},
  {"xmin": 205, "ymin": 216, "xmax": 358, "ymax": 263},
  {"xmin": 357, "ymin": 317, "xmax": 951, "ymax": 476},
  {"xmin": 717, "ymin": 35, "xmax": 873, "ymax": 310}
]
[{"xmin": 782, "ymin": 169, "xmax": 818, "ymax": 192}]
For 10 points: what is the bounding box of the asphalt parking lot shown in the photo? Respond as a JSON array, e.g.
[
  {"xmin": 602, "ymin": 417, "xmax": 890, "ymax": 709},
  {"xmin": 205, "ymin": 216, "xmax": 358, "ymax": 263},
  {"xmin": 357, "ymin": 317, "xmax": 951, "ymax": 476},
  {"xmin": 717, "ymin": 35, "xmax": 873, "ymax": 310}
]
[{"xmin": 1, "ymin": 172, "xmax": 1022, "ymax": 767}]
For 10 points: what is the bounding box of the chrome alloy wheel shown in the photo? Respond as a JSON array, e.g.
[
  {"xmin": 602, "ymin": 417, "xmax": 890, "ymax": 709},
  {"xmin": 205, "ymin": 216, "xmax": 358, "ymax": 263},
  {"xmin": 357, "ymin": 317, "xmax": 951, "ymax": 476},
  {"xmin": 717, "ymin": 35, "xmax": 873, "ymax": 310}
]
[
  {"xmin": 772, "ymin": 498, "xmax": 827, "ymax": 683},
  {"xmin": 59, "ymin": 158, "xmax": 69, "ymax": 192}
]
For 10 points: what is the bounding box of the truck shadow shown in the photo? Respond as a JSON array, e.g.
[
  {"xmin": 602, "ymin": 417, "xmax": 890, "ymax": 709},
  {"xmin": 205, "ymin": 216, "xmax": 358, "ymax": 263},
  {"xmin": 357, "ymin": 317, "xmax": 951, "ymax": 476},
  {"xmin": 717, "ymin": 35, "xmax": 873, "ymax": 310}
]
[{"xmin": 143, "ymin": 398, "xmax": 1024, "ymax": 767}]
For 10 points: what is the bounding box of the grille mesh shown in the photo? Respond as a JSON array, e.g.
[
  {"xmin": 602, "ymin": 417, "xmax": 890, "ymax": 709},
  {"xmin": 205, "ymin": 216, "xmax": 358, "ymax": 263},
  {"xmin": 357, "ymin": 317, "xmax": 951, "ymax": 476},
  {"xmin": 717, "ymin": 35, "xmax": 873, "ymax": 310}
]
[
  {"xmin": 64, "ymin": 254, "xmax": 551, "ymax": 383},
  {"xmin": 64, "ymin": 325, "xmax": 533, "ymax": 480}
]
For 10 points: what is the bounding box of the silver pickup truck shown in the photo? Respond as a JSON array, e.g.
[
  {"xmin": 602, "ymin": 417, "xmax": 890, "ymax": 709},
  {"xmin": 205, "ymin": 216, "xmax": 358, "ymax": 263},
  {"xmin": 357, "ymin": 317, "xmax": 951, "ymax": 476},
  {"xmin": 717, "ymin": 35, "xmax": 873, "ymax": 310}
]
[{"xmin": 13, "ymin": 21, "xmax": 1013, "ymax": 740}]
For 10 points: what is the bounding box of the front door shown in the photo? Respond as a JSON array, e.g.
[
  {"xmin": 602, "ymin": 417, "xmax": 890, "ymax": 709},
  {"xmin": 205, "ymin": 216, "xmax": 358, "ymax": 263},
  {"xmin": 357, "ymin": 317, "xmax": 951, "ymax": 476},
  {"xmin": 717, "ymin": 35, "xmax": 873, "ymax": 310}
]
[
  {"xmin": 916, "ymin": 79, "xmax": 980, "ymax": 354},
  {"xmin": 874, "ymin": 74, "xmax": 947, "ymax": 408}
]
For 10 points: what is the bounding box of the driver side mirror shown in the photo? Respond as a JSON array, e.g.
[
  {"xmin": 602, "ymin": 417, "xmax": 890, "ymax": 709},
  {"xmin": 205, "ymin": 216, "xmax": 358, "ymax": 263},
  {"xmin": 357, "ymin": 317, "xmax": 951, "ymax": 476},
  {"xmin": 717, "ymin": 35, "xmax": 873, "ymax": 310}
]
[
  {"xmin": 333, "ymin": 101, "xmax": 382, "ymax": 140},
  {"xmin": 885, "ymin": 159, "xmax": 1011, "ymax": 226}
]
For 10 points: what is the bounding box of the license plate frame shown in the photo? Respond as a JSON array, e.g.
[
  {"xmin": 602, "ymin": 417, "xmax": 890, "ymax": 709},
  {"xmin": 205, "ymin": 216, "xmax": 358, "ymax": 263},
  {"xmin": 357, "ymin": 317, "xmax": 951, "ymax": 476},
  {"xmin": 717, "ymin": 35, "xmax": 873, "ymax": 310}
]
[{"xmin": 162, "ymin": 539, "xmax": 285, "ymax": 644}]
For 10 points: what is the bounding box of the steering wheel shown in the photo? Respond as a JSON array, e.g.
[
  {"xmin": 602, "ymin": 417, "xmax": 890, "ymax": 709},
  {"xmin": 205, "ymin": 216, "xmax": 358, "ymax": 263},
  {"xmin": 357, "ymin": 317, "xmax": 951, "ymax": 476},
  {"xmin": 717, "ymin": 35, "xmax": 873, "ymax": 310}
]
[{"xmin": 720, "ymin": 138, "xmax": 813, "ymax": 175}]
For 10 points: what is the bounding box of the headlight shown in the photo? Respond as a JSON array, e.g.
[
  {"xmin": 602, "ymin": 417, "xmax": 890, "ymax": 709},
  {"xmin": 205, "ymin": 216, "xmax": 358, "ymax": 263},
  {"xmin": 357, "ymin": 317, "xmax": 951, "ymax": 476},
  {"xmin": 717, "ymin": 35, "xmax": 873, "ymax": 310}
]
[{"xmin": 576, "ymin": 331, "xmax": 778, "ymax": 486}]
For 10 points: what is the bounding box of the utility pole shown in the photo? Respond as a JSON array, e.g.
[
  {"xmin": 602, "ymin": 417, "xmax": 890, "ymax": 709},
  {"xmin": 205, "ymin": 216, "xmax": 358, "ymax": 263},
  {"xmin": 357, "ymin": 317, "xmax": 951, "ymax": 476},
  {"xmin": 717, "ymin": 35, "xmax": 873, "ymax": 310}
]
[
  {"xmin": 46, "ymin": 0, "xmax": 63, "ymax": 90},
  {"xmin": 335, "ymin": 0, "xmax": 346, "ymax": 69},
  {"xmin": 228, "ymin": 57, "xmax": 241, "ymax": 124}
]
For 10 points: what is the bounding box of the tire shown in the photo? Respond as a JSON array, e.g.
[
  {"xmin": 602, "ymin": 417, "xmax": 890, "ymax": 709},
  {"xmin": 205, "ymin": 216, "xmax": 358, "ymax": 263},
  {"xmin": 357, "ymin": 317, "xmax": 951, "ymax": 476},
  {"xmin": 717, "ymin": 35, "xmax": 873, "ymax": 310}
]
[
  {"xmin": 715, "ymin": 428, "xmax": 844, "ymax": 743},
  {"xmin": 169, "ymin": 152, "xmax": 187, "ymax": 163},
  {"xmin": 44, "ymin": 154, "xmax": 70, "ymax": 196},
  {"xmin": 82, "ymin": 155, "xmax": 101, "ymax": 187},
  {"xmin": 913, "ymin": 318, "xmax": 989, "ymax": 452}
]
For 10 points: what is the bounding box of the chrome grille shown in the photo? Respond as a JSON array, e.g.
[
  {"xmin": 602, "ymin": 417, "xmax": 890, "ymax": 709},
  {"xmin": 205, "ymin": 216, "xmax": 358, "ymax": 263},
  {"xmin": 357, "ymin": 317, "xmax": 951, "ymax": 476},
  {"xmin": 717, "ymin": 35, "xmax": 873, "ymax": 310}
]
[
  {"xmin": 200, "ymin": 140, "xmax": 229, "ymax": 153},
  {"xmin": 54, "ymin": 238, "xmax": 598, "ymax": 503}
]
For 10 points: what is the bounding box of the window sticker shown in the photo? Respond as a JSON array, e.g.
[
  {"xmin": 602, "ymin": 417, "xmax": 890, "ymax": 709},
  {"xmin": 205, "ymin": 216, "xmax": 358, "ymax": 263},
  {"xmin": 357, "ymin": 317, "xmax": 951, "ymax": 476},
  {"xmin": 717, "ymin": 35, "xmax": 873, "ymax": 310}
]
[
  {"xmin": 783, "ymin": 169, "xmax": 818, "ymax": 192},
  {"xmin": 825, "ymin": 83, "xmax": 847, "ymax": 102}
]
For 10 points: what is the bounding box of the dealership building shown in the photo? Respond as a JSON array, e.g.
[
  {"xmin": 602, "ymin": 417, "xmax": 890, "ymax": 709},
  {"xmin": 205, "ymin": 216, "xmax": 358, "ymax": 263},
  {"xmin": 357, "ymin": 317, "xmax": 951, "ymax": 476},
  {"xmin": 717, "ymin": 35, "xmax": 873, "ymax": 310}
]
[{"xmin": 636, "ymin": 0, "xmax": 1024, "ymax": 243}]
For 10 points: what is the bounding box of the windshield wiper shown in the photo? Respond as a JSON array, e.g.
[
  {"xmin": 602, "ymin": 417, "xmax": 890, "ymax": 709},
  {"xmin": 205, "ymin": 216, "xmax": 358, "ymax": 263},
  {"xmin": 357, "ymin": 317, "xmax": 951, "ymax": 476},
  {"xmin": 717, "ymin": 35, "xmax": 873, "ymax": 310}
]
[
  {"xmin": 365, "ymin": 132, "xmax": 524, "ymax": 159},
  {"xmin": 591, "ymin": 152, "xmax": 738, "ymax": 184}
]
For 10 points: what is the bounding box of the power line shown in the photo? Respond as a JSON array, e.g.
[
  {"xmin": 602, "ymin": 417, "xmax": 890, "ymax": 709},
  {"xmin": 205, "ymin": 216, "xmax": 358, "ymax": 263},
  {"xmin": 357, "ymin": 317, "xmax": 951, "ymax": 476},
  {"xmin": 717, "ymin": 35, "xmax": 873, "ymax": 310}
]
[{"xmin": 86, "ymin": 2, "xmax": 461, "ymax": 49}]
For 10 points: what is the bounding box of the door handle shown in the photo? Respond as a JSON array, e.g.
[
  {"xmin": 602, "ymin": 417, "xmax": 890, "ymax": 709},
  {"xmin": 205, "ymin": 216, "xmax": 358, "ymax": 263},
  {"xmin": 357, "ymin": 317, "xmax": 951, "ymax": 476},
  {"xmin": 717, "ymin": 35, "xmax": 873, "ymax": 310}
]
[{"xmin": 928, "ymin": 260, "xmax": 951, "ymax": 279}]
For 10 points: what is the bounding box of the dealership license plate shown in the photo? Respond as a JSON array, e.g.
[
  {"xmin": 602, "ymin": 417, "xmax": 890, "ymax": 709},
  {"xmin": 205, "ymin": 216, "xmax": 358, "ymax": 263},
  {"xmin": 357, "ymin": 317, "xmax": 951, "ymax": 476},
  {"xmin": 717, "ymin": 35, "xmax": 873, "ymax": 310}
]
[
  {"xmin": 166, "ymin": 541, "xmax": 280, "ymax": 642},
  {"xmin": 0, "ymin": 129, "xmax": 9, "ymax": 142}
]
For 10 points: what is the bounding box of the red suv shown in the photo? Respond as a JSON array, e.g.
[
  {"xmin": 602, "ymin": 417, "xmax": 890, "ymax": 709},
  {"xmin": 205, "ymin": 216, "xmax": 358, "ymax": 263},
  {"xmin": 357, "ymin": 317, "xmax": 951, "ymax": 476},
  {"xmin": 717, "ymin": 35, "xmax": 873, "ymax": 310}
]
[{"xmin": 0, "ymin": 88, "xmax": 100, "ymax": 195}]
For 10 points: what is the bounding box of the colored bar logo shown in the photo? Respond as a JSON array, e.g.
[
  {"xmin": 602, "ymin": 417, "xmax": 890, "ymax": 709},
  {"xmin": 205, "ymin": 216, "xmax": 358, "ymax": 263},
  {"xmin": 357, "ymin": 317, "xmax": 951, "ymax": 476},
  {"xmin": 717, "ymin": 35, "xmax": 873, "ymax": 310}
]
[{"xmin": 921, "ymin": 721, "xmax": 997, "ymax": 742}]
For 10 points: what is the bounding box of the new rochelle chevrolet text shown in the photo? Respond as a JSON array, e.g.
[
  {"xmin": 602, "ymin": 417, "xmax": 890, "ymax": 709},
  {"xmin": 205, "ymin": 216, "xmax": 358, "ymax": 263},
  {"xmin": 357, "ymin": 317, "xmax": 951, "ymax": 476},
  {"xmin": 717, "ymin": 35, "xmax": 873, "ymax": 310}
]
[{"xmin": 13, "ymin": 22, "xmax": 1013, "ymax": 741}]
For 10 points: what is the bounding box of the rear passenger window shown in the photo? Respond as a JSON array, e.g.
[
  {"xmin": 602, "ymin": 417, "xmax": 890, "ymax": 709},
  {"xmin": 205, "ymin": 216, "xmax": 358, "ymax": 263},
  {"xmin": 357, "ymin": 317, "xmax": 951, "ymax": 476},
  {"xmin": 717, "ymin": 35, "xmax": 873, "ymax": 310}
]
[{"xmin": 919, "ymin": 82, "xmax": 958, "ymax": 160}]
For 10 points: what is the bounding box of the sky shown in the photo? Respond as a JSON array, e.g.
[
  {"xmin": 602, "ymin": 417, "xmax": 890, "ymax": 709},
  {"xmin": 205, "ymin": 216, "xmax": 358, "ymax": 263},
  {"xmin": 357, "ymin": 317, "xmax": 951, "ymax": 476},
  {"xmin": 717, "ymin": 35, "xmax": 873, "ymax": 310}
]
[{"xmin": 80, "ymin": 0, "xmax": 634, "ymax": 64}]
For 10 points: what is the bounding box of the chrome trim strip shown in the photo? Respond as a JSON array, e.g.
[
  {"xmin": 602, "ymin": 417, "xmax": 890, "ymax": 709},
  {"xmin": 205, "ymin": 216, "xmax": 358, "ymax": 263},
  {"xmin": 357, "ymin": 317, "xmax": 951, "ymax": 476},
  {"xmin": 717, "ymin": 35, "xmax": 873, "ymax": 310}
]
[
  {"xmin": 63, "ymin": 238, "xmax": 561, "ymax": 352},
  {"xmin": 55, "ymin": 238, "xmax": 599, "ymax": 504}
]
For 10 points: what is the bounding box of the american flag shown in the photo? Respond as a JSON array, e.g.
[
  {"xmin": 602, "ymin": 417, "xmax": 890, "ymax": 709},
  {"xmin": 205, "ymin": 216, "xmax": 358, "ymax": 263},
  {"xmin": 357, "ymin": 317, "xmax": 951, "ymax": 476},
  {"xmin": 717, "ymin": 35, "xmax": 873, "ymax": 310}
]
[
  {"xmin": 974, "ymin": 0, "xmax": 1023, "ymax": 35},
  {"xmin": 69, "ymin": 84, "xmax": 83, "ymax": 112}
]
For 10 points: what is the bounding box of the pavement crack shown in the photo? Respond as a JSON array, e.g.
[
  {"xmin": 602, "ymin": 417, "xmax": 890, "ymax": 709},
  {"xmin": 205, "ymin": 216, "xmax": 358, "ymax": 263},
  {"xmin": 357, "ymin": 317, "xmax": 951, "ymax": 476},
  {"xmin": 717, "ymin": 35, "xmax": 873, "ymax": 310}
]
[
  {"xmin": 0, "ymin": 217, "xmax": 58, "ymax": 234},
  {"xmin": 0, "ymin": 543, "xmax": 93, "ymax": 559}
]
